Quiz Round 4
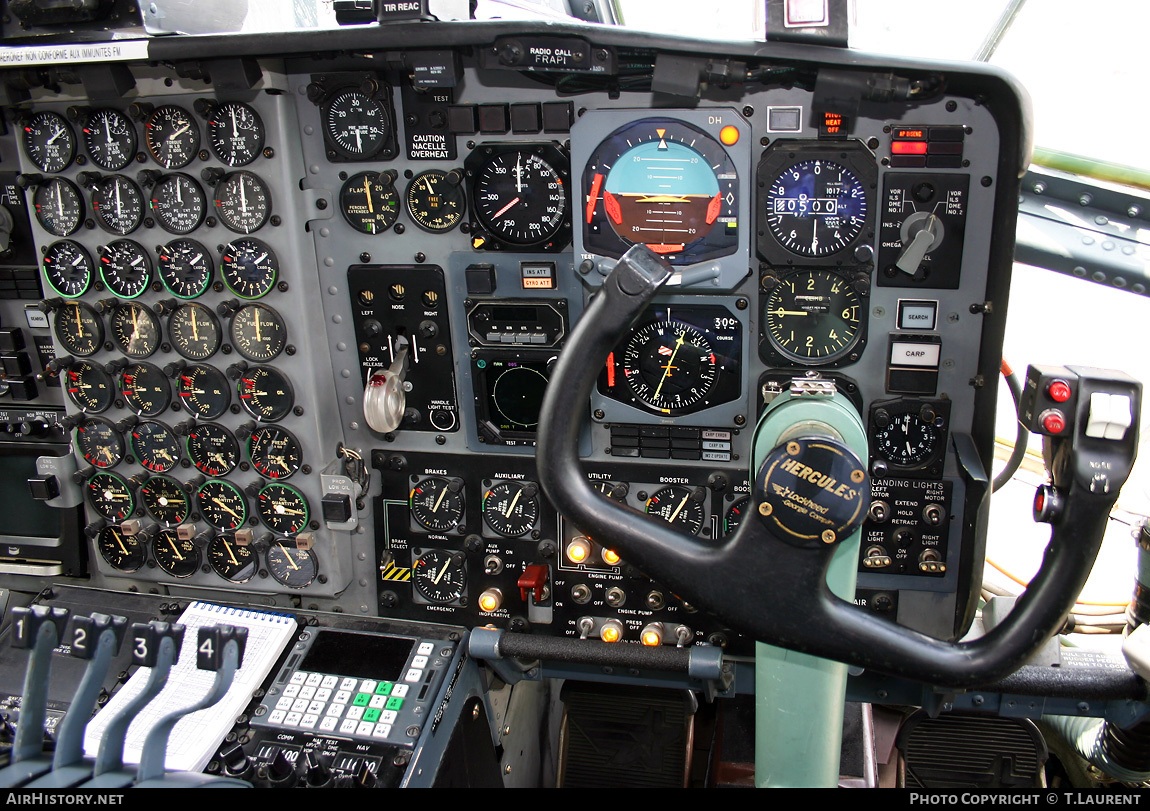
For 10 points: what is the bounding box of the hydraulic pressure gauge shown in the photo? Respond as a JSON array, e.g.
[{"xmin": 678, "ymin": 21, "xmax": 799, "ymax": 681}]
[
  {"xmin": 339, "ymin": 171, "xmax": 399, "ymax": 234},
  {"xmin": 54, "ymin": 301, "xmax": 104, "ymax": 357},
  {"xmin": 75, "ymin": 417, "xmax": 124, "ymax": 469},
  {"xmin": 97, "ymin": 525, "xmax": 146, "ymax": 573},
  {"xmin": 119, "ymin": 362, "xmax": 170, "ymax": 416},
  {"xmin": 412, "ymin": 549, "xmax": 466, "ymax": 604},
  {"xmin": 33, "ymin": 178, "xmax": 84, "ymax": 236},
  {"xmin": 207, "ymin": 102, "xmax": 265, "ymax": 167},
  {"xmin": 409, "ymin": 476, "xmax": 464, "ymax": 532},
  {"xmin": 157, "ymin": 238, "xmax": 214, "ymax": 300},
  {"xmin": 208, "ymin": 533, "xmax": 258, "ymax": 583},
  {"xmin": 645, "ymin": 485, "xmax": 705, "ymax": 535},
  {"xmin": 247, "ymin": 425, "xmax": 302, "ymax": 480},
  {"xmin": 762, "ymin": 269, "xmax": 863, "ymax": 365},
  {"xmin": 220, "ymin": 238, "xmax": 278, "ymax": 299},
  {"xmin": 145, "ymin": 105, "xmax": 199, "ymax": 169},
  {"xmin": 42, "ymin": 240, "xmax": 93, "ymax": 298},
  {"xmin": 153, "ymin": 528, "xmax": 199, "ymax": 578},
  {"xmin": 82, "ymin": 108, "xmax": 137, "ymax": 171},
  {"xmin": 109, "ymin": 301, "xmax": 161, "ymax": 358},
  {"xmin": 482, "ymin": 480, "xmax": 540, "ymax": 537},
  {"xmin": 197, "ymin": 479, "xmax": 248, "ymax": 531},
  {"xmin": 213, "ymin": 171, "xmax": 271, "ymax": 234},
  {"xmin": 168, "ymin": 302, "xmax": 222, "ymax": 360},
  {"xmin": 86, "ymin": 471, "xmax": 136, "ymax": 522},
  {"xmin": 64, "ymin": 362, "xmax": 114, "ymax": 413},
  {"xmin": 256, "ymin": 482, "xmax": 309, "ymax": 535},
  {"xmin": 321, "ymin": 89, "xmax": 392, "ymax": 160},
  {"xmin": 466, "ymin": 143, "xmax": 570, "ymax": 251},
  {"xmin": 175, "ymin": 364, "xmax": 230, "ymax": 419},
  {"xmin": 90, "ymin": 175, "xmax": 144, "ymax": 235},
  {"xmin": 229, "ymin": 303, "xmax": 286, "ymax": 362},
  {"xmin": 186, "ymin": 422, "xmax": 240, "ymax": 476},
  {"xmin": 406, "ymin": 169, "xmax": 465, "ymax": 233},
  {"xmin": 98, "ymin": 239, "xmax": 152, "ymax": 299},
  {"xmin": 140, "ymin": 474, "xmax": 189, "ymax": 525},
  {"xmin": 149, "ymin": 173, "xmax": 206, "ymax": 234},
  {"xmin": 22, "ymin": 111, "xmax": 75, "ymax": 172},
  {"xmin": 236, "ymin": 366, "xmax": 294, "ymax": 422},
  {"xmin": 723, "ymin": 496, "xmax": 750, "ymax": 538},
  {"xmin": 129, "ymin": 420, "xmax": 181, "ymax": 473},
  {"xmin": 267, "ymin": 542, "xmax": 317, "ymax": 588}
]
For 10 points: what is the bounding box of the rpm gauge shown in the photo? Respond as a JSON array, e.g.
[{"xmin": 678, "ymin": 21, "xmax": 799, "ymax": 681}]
[
  {"xmin": 90, "ymin": 175, "xmax": 144, "ymax": 235},
  {"xmin": 82, "ymin": 108, "xmax": 137, "ymax": 171},
  {"xmin": 762, "ymin": 270, "xmax": 863, "ymax": 365},
  {"xmin": 582, "ymin": 117, "xmax": 740, "ymax": 264},
  {"xmin": 466, "ymin": 144, "xmax": 569, "ymax": 250},
  {"xmin": 207, "ymin": 102, "xmax": 264, "ymax": 166},
  {"xmin": 157, "ymin": 238, "xmax": 213, "ymax": 299},
  {"xmin": 54, "ymin": 301, "xmax": 103, "ymax": 357},
  {"xmin": 149, "ymin": 173, "xmax": 206, "ymax": 234},
  {"xmin": 33, "ymin": 178, "xmax": 84, "ymax": 236},
  {"xmin": 213, "ymin": 171, "xmax": 271, "ymax": 234}
]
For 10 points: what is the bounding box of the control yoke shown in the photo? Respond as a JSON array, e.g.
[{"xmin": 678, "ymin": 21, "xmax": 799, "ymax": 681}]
[{"xmin": 536, "ymin": 245, "xmax": 1142, "ymax": 687}]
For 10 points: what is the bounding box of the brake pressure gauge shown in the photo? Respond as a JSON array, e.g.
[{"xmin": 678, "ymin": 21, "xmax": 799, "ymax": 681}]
[
  {"xmin": 168, "ymin": 302, "xmax": 222, "ymax": 360},
  {"xmin": 412, "ymin": 549, "xmax": 466, "ymax": 604},
  {"xmin": 409, "ymin": 476, "xmax": 464, "ymax": 532},
  {"xmin": 157, "ymin": 238, "xmax": 213, "ymax": 299},
  {"xmin": 120, "ymin": 362, "xmax": 170, "ymax": 416},
  {"xmin": 34, "ymin": 178, "xmax": 84, "ymax": 236},
  {"xmin": 42, "ymin": 240, "xmax": 93, "ymax": 298},
  {"xmin": 482, "ymin": 480, "xmax": 540, "ymax": 537}
]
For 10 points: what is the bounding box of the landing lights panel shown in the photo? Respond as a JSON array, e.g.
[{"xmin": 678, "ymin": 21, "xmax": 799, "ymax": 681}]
[{"xmin": 573, "ymin": 111, "xmax": 751, "ymax": 289}]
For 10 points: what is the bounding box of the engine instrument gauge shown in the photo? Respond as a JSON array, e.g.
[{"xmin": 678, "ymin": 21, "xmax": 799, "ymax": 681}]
[
  {"xmin": 208, "ymin": 533, "xmax": 257, "ymax": 582},
  {"xmin": 256, "ymin": 482, "xmax": 309, "ymax": 535},
  {"xmin": 412, "ymin": 548, "xmax": 466, "ymax": 604},
  {"xmin": 91, "ymin": 175, "xmax": 144, "ymax": 235},
  {"xmin": 322, "ymin": 89, "xmax": 391, "ymax": 160},
  {"xmin": 157, "ymin": 238, "xmax": 213, "ymax": 299},
  {"xmin": 467, "ymin": 144, "xmax": 569, "ymax": 250},
  {"xmin": 54, "ymin": 301, "xmax": 103, "ymax": 357},
  {"xmin": 119, "ymin": 362, "xmax": 170, "ymax": 416},
  {"xmin": 339, "ymin": 171, "xmax": 399, "ymax": 234},
  {"xmin": 482, "ymin": 480, "xmax": 540, "ymax": 537},
  {"xmin": 405, "ymin": 169, "xmax": 465, "ymax": 233},
  {"xmin": 140, "ymin": 474, "xmax": 189, "ymax": 524},
  {"xmin": 213, "ymin": 171, "xmax": 271, "ymax": 233},
  {"xmin": 129, "ymin": 420, "xmax": 180, "ymax": 472},
  {"xmin": 98, "ymin": 239, "xmax": 152, "ymax": 298},
  {"xmin": 22, "ymin": 111, "xmax": 75, "ymax": 172},
  {"xmin": 207, "ymin": 102, "xmax": 264, "ymax": 166},
  {"xmin": 149, "ymin": 173, "xmax": 206, "ymax": 234},
  {"xmin": 153, "ymin": 528, "xmax": 199, "ymax": 577},
  {"xmin": 409, "ymin": 476, "xmax": 464, "ymax": 532},
  {"xmin": 186, "ymin": 422, "xmax": 239, "ymax": 476},
  {"xmin": 645, "ymin": 485, "xmax": 705, "ymax": 535},
  {"xmin": 64, "ymin": 361, "xmax": 114, "ymax": 413},
  {"xmin": 175, "ymin": 364, "xmax": 230, "ymax": 419},
  {"xmin": 762, "ymin": 269, "xmax": 863, "ymax": 365},
  {"xmin": 247, "ymin": 425, "xmax": 302, "ymax": 479},
  {"xmin": 168, "ymin": 302, "xmax": 221, "ymax": 360},
  {"xmin": 756, "ymin": 142, "xmax": 877, "ymax": 263},
  {"xmin": 42, "ymin": 240, "xmax": 93, "ymax": 298},
  {"xmin": 145, "ymin": 105, "xmax": 200, "ymax": 169},
  {"xmin": 86, "ymin": 471, "xmax": 135, "ymax": 522},
  {"xmin": 267, "ymin": 542, "xmax": 317, "ymax": 588},
  {"xmin": 75, "ymin": 417, "xmax": 123, "ymax": 469},
  {"xmin": 874, "ymin": 411, "xmax": 938, "ymax": 466},
  {"xmin": 33, "ymin": 178, "xmax": 84, "ymax": 236},
  {"xmin": 582, "ymin": 117, "xmax": 739, "ymax": 264},
  {"xmin": 220, "ymin": 237, "xmax": 278, "ymax": 298},
  {"xmin": 97, "ymin": 525, "xmax": 146, "ymax": 572},
  {"xmin": 109, "ymin": 301, "xmax": 160, "ymax": 358},
  {"xmin": 237, "ymin": 366, "xmax": 293, "ymax": 422},
  {"xmin": 229, "ymin": 303, "xmax": 286, "ymax": 362},
  {"xmin": 723, "ymin": 496, "xmax": 750, "ymax": 537},
  {"xmin": 197, "ymin": 479, "xmax": 248, "ymax": 531},
  {"xmin": 82, "ymin": 108, "xmax": 137, "ymax": 171}
]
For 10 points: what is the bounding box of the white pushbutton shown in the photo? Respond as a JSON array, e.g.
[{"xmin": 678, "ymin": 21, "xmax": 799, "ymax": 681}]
[
  {"xmin": 1106, "ymin": 394, "xmax": 1133, "ymax": 440},
  {"xmin": 1087, "ymin": 392, "xmax": 1133, "ymax": 440}
]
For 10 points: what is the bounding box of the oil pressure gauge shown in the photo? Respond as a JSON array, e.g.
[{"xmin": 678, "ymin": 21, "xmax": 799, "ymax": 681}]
[
  {"xmin": 75, "ymin": 417, "xmax": 124, "ymax": 469},
  {"xmin": 129, "ymin": 420, "xmax": 181, "ymax": 473},
  {"xmin": 247, "ymin": 425, "xmax": 302, "ymax": 480}
]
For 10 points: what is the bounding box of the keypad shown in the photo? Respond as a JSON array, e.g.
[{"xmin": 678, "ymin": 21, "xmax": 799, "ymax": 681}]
[{"xmin": 262, "ymin": 669, "xmax": 414, "ymax": 742}]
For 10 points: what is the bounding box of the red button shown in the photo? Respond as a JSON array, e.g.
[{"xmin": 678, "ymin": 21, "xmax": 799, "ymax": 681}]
[
  {"xmin": 1047, "ymin": 380, "xmax": 1072, "ymax": 403},
  {"xmin": 1041, "ymin": 410, "xmax": 1066, "ymax": 434},
  {"xmin": 892, "ymin": 141, "xmax": 929, "ymax": 155}
]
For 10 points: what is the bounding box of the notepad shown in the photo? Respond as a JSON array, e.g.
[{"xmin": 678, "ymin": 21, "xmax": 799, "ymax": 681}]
[{"xmin": 82, "ymin": 601, "xmax": 297, "ymax": 773}]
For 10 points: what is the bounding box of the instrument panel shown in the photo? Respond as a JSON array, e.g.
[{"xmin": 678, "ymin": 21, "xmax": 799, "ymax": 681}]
[{"xmin": 0, "ymin": 23, "xmax": 1020, "ymax": 651}]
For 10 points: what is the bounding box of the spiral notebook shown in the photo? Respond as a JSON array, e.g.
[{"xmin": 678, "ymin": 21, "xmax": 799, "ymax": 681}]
[{"xmin": 82, "ymin": 601, "xmax": 297, "ymax": 773}]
